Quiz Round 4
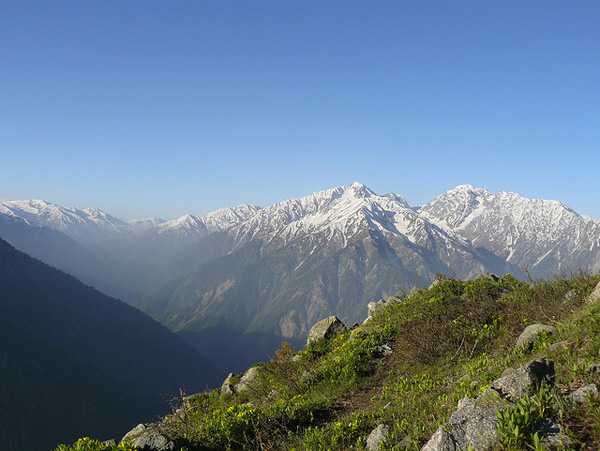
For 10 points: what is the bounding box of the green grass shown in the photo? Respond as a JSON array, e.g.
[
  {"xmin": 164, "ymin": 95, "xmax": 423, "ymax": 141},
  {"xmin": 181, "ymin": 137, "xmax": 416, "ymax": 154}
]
[{"xmin": 55, "ymin": 272, "xmax": 600, "ymax": 450}]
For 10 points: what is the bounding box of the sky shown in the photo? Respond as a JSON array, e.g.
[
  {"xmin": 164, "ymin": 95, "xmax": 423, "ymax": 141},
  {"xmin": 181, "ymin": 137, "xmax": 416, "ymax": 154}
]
[{"xmin": 2, "ymin": 1, "xmax": 599, "ymax": 220}]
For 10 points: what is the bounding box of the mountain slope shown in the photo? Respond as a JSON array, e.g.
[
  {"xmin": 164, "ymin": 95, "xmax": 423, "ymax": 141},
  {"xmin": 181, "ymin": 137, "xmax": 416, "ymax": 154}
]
[
  {"xmin": 0, "ymin": 238, "xmax": 223, "ymax": 449},
  {"xmin": 419, "ymin": 185, "xmax": 600, "ymax": 276},
  {"xmin": 138, "ymin": 184, "xmax": 523, "ymax": 370}
]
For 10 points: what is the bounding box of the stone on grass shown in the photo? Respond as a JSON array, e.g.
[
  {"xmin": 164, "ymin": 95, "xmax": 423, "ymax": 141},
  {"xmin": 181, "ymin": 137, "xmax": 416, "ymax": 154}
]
[
  {"xmin": 421, "ymin": 388, "xmax": 513, "ymax": 451},
  {"xmin": 221, "ymin": 373, "xmax": 236, "ymax": 396},
  {"xmin": 537, "ymin": 418, "xmax": 576, "ymax": 450},
  {"xmin": 515, "ymin": 324, "xmax": 557, "ymax": 351},
  {"xmin": 121, "ymin": 424, "xmax": 174, "ymax": 451},
  {"xmin": 306, "ymin": 316, "xmax": 348, "ymax": 345},
  {"xmin": 586, "ymin": 281, "xmax": 600, "ymax": 304},
  {"xmin": 235, "ymin": 366, "xmax": 261, "ymax": 393},
  {"xmin": 567, "ymin": 384, "xmax": 598, "ymax": 405},
  {"xmin": 491, "ymin": 357, "xmax": 555, "ymax": 401},
  {"xmin": 366, "ymin": 424, "xmax": 389, "ymax": 451}
]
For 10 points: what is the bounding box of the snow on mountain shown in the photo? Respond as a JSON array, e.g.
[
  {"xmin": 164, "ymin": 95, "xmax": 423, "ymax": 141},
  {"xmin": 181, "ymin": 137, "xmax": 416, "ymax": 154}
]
[
  {"xmin": 0, "ymin": 199, "xmax": 133, "ymax": 246},
  {"xmin": 127, "ymin": 217, "xmax": 166, "ymax": 233},
  {"xmin": 419, "ymin": 185, "xmax": 600, "ymax": 275},
  {"xmin": 155, "ymin": 204, "xmax": 262, "ymax": 238},
  {"xmin": 225, "ymin": 182, "xmax": 465, "ymax": 254}
]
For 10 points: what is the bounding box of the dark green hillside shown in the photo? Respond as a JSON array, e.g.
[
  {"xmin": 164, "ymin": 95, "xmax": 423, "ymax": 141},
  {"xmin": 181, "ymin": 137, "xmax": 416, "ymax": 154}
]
[
  {"xmin": 59, "ymin": 271, "xmax": 600, "ymax": 450},
  {"xmin": 0, "ymin": 238, "xmax": 223, "ymax": 450},
  {"xmin": 0, "ymin": 319, "xmax": 159, "ymax": 450}
]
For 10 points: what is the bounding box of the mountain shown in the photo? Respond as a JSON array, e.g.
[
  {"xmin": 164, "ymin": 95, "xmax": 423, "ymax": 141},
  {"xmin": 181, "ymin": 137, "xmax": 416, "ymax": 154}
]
[
  {"xmin": 94, "ymin": 204, "xmax": 262, "ymax": 267},
  {"xmin": 0, "ymin": 238, "xmax": 223, "ymax": 450},
  {"xmin": 0, "ymin": 198, "xmax": 134, "ymax": 246},
  {"xmin": 419, "ymin": 185, "xmax": 600, "ymax": 277},
  {"xmin": 4, "ymin": 184, "xmax": 600, "ymax": 374},
  {"xmin": 137, "ymin": 183, "xmax": 524, "ymax": 371}
]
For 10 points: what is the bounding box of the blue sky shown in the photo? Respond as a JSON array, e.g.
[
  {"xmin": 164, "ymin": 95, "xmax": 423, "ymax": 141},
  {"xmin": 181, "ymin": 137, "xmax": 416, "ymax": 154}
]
[{"xmin": 2, "ymin": 1, "xmax": 599, "ymax": 220}]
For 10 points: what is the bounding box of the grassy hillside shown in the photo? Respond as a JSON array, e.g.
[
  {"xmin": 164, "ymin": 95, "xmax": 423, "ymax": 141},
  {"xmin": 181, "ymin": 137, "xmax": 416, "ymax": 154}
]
[{"xmin": 56, "ymin": 272, "xmax": 600, "ymax": 450}]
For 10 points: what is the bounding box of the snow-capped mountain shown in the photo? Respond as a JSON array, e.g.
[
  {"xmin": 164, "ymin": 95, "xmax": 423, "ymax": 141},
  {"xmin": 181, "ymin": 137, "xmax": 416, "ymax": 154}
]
[
  {"xmin": 419, "ymin": 185, "xmax": 600, "ymax": 276},
  {"xmin": 3, "ymin": 183, "xmax": 599, "ymax": 373},
  {"xmin": 138, "ymin": 183, "xmax": 522, "ymax": 364},
  {"xmin": 0, "ymin": 199, "xmax": 133, "ymax": 246},
  {"xmin": 156, "ymin": 204, "xmax": 262, "ymax": 238}
]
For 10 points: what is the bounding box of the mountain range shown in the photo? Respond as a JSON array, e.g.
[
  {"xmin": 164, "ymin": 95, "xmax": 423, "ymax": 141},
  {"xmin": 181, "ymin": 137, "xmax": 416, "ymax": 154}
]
[{"xmin": 2, "ymin": 183, "xmax": 599, "ymax": 373}]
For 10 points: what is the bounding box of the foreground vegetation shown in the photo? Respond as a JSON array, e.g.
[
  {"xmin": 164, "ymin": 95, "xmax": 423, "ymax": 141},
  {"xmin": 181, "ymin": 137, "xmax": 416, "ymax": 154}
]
[{"xmin": 55, "ymin": 272, "xmax": 600, "ymax": 450}]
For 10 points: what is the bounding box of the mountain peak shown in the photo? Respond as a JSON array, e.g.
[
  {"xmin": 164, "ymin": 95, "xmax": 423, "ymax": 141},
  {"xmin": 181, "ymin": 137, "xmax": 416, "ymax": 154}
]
[{"xmin": 346, "ymin": 182, "xmax": 375, "ymax": 198}]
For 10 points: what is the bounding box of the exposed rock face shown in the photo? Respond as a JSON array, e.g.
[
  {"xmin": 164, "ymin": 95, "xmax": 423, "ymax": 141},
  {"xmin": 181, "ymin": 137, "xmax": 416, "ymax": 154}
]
[
  {"xmin": 235, "ymin": 366, "xmax": 261, "ymax": 393},
  {"xmin": 306, "ymin": 316, "xmax": 349, "ymax": 346},
  {"xmin": 422, "ymin": 389, "xmax": 512, "ymax": 451},
  {"xmin": 515, "ymin": 324, "xmax": 557, "ymax": 351},
  {"xmin": 587, "ymin": 281, "xmax": 600, "ymax": 304},
  {"xmin": 366, "ymin": 424, "xmax": 390, "ymax": 451},
  {"xmin": 491, "ymin": 357, "xmax": 555, "ymax": 401}
]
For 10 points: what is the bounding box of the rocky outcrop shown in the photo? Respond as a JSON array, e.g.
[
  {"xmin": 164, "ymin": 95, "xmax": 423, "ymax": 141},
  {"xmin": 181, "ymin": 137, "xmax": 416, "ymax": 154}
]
[
  {"xmin": 491, "ymin": 357, "xmax": 555, "ymax": 401},
  {"xmin": 121, "ymin": 424, "xmax": 174, "ymax": 451},
  {"xmin": 422, "ymin": 388, "xmax": 512, "ymax": 451},
  {"xmin": 235, "ymin": 366, "xmax": 261, "ymax": 393},
  {"xmin": 515, "ymin": 324, "xmax": 557, "ymax": 351},
  {"xmin": 586, "ymin": 281, "xmax": 600, "ymax": 304},
  {"xmin": 422, "ymin": 357, "xmax": 555, "ymax": 451},
  {"xmin": 366, "ymin": 424, "xmax": 390, "ymax": 451},
  {"xmin": 306, "ymin": 316, "xmax": 349, "ymax": 346},
  {"xmin": 567, "ymin": 384, "xmax": 598, "ymax": 405},
  {"xmin": 220, "ymin": 373, "xmax": 236, "ymax": 397}
]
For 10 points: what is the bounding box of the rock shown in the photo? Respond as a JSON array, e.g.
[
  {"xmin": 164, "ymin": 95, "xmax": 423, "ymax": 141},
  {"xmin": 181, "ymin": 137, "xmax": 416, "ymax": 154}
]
[
  {"xmin": 515, "ymin": 324, "xmax": 557, "ymax": 351},
  {"xmin": 373, "ymin": 344, "xmax": 393, "ymax": 358},
  {"xmin": 408, "ymin": 286, "xmax": 420, "ymax": 298},
  {"xmin": 121, "ymin": 424, "xmax": 146, "ymax": 444},
  {"xmin": 491, "ymin": 357, "xmax": 555, "ymax": 401},
  {"xmin": 567, "ymin": 384, "xmax": 598, "ymax": 405},
  {"xmin": 306, "ymin": 316, "xmax": 349, "ymax": 346},
  {"xmin": 537, "ymin": 417, "xmax": 576, "ymax": 450},
  {"xmin": 422, "ymin": 388, "xmax": 513, "ymax": 451},
  {"xmin": 366, "ymin": 424, "xmax": 389, "ymax": 451},
  {"xmin": 475, "ymin": 273, "xmax": 501, "ymax": 282},
  {"xmin": 121, "ymin": 424, "xmax": 174, "ymax": 450},
  {"xmin": 586, "ymin": 363, "xmax": 600, "ymax": 374},
  {"xmin": 235, "ymin": 366, "xmax": 261, "ymax": 393},
  {"xmin": 368, "ymin": 296, "xmax": 403, "ymax": 318},
  {"xmin": 221, "ymin": 373, "xmax": 236, "ymax": 396},
  {"xmin": 586, "ymin": 281, "xmax": 600, "ymax": 304},
  {"xmin": 397, "ymin": 436, "xmax": 412, "ymax": 448},
  {"xmin": 548, "ymin": 341, "xmax": 569, "ymax": 352},
  {"xmin": 368, "ymin": 300, "xmax": 386, "ymax": 318}
]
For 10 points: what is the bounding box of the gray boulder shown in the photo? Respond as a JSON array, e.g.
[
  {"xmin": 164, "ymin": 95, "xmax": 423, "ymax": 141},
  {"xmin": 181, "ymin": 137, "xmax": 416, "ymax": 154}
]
[
  {"xmin": 586, "ymin": 363, "xmax": 600, "ymax": 374},
  {"xmin": 121, "ymin": 424, "xmax": 174, "ymax": 450},
  {"xmin": 235, "ymin": 366, "xmax": 261, "ymax": 393},
  {"xmin": 586, "ymin": 280, "xmax": 600, "ymax": 304},
  {"xmin": 422, "ymin": 388, "xmax": 513, "ymax": 451},
  {"xmin": 221, "ymin": 373, "xmax": 236, "ymax": 396},
  {"xmin": 491, "ymin": 357, "xmax": 555, "ymax": 401},
  {"xmin": 475, "ymin": 273, "xmax": 501, "ymax": 282},
  {"xmin": 306, "ymin": 316, "xmax": 349, "ymax": 345},
  {"xmin": 515, "ymin": 324, "xmax": 557, "ymax": 351},
  {"xmin": 537, "ymin": 417, "xmax": 576, "ymax": 450},
  {"xmin": 366, "ymin": 424, "xmax": 389, "ymax": 451},
  {"xmin": 567, "ymin": 384, "xmax": 598, "ymax": 405}
]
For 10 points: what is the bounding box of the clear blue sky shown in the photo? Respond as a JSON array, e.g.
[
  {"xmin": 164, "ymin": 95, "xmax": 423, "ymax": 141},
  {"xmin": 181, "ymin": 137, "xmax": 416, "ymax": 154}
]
[{"xmin": 2, "ymin": 1, "xmax": 599, "ymax": 220}]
